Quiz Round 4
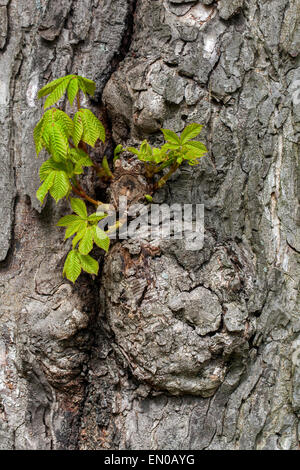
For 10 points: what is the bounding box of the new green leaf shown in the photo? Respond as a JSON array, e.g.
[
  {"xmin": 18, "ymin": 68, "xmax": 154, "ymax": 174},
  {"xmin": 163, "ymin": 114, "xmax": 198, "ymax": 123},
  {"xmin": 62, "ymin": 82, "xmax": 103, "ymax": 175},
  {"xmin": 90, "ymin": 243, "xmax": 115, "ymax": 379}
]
[
  {"xmin": 63, "ymin": 249, "xmax": 82, "ymax": 283},
  {"xmin": 161, "ymin": 128, "xmax": 181, "ymax": 145},
  {"xmin": 78, "ymin": 227, "xmax": 94, "ymax": 255},
  {"xmin": 70, "ymin": 198, "xmax": 87, "ymax": 219},
  {"xmin": 78, "ymin": 253, "xmax": 99, "ymax": 275},
  {"xmin": 180, "ymin": 123, "xmax": 203, "ymax": 144}
]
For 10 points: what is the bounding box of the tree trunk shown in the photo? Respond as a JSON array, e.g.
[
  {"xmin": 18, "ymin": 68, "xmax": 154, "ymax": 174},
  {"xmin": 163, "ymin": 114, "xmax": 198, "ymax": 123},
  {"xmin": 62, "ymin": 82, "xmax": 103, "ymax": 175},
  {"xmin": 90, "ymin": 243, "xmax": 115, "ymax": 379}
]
[{"xmin": 0, "ymin": 0, "xmax": 299, "ymax": 450}]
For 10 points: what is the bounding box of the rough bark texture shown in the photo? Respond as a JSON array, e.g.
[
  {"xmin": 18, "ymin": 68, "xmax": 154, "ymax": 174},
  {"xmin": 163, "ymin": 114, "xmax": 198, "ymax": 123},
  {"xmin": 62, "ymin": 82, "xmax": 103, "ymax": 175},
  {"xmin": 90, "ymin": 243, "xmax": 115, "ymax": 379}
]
[{"xmin": 0, "ymin": 0, "xmax": 299, "ymax": 450}]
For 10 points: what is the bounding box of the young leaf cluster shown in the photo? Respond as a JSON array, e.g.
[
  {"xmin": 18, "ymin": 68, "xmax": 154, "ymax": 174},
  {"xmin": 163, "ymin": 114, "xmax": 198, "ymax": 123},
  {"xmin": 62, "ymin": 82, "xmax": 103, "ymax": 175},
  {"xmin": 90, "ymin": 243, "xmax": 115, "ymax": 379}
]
[
  {"xmin": 34, "ymin": 75, "xmax": 105, "ymax": 205},
  {"xmin": 128, "ymin": 123, "xmax": 207, "ymax": 176},
  {"xmin": 34, "ymin": 74, "xmax": 208, "ymax": 283},
  {"xmin": 57, "ymin": 198, "xmax": 110, "ymax": 282},
  {"xmin": 38, "ymin": 74, "xmax": 96, "ymax": 109}
]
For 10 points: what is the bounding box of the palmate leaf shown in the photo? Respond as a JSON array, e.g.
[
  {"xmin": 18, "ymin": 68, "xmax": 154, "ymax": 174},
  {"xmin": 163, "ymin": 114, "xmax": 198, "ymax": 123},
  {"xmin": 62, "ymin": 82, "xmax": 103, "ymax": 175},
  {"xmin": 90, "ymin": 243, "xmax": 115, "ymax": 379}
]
[
  {"xmin": 70, "ymin": 148, "xmax": 93, "ymax": 174},
  {"xmin": 37, "ymin": 76, "xmax": 69, "ymax": 99},
  {"xmin": 73, "ymin": 112, "xmax": 84, "ymax": 147},
  {"xmin": 63, "ymin": 248, "xmax": 99, "ymax": 283},
  {"xmin": 78, "ymin": 226, "xmax": 94, "ymax": 255},
  {"xmin": 161, "ymin": 142, "xmax": 179, "ymax": 151},
  {"xmin": 34, "ymin": 109, "xmax": 72, "ymax": 157},
  {"xmin": 78, "ymin": 77, "xmax": 96, "ymax": 97},
  {"xmin": 80, "ymin": 110, "xmax": 101, "ymax": 147},
  {"xmin": 70, "ymin": 198, "xmax": 87, "ymax": 218},
  {"xmin": 64, "ymin": 219, "xmax": 87, "ymax": 239},
  {"xmin": 44, "ymin": 79, "xmax": 70, "ymax": 109},
  {"xmin": 128, "ymin": 140, "xmax": 155, "ymax": 163},
  {"xmin": 39, "ymin": 158, "xmax": 72, "ymax": 182},
  {"xmin": 36, "ymin": 168, "xmax": 71, "ymax": 205},
  {"xmin": 180, "ymin": 123, "xmax": 203, "ymax": 144},
  {"xmin": 38, "ymin": 75, "xmax": 96, "ymax": 108},
  {"xmin": 52, "ymin": 109, "xmax": 73, "ymax": 136},
  {"xmin": 63, "ymin": 249, "xmax": 82, "ymax": 283},
  {"xmin": 78, "ymin": 253, "xmax": 99, "ymax": 275},
  {"xmin": 161, "ymin": 128, "xmax": 181, "ymax": 145},
  {"xmin": 36, "ymin": 172, "xmax": 56, "ymax": 204},
  {"xmin": 184, "ymin": 148, "xmax": 207, "ymax": 160},
  {"xmin": 152, "ymin": 147, "xmax": 166, "ymax": 164},
  {"xmin": 57, "ymin": 199, "xmax": 110, "ymax": 254},
  {"xmin": 93, "ymin": 226, "xmax": 110, "ymax": 252},
  {"xmin": 74, "ymin": 109, "xmax": 105, "ymax": 147},
  {"xmin": 185, "ymin": 140, "xmax": 207, "ymax": 153},
  {"xmin": 39, "ymin": 159, "xmax": 55, "ymax": 181},
  {"xmin": 49, "ymin": 171, "xmax": 71, "ymax": 202},
  {"xmin": 87, "ymin": 213, "xmax": 107, "ymax": 223},
  {"xmin": 56, "ymin": 214, "xmax": 82, "ymax": 227},
  {"xmin": 72, "ymin": 228, "xmax": 86, "ymax": 249},
  {"xmin": 34, "ymin": 114, "xmax": 52, "ymax": 157},
  {"xmin": 70, "ymin": 148, "xmax": 92, "ymax": 164},
  {"xmin": 67, "ymin": 78, "xmax": 79, "ymax": 106},
  {"xmin": 43, "ymin": 121, "xmax": 70, "ymax": 161},
  {"xmin": 182, "ymin": 140, "xmax": 207, "ymax": 165},
  {"xmin": 84, "ymin": 109, "xmax": 105, "ymax": 143}
]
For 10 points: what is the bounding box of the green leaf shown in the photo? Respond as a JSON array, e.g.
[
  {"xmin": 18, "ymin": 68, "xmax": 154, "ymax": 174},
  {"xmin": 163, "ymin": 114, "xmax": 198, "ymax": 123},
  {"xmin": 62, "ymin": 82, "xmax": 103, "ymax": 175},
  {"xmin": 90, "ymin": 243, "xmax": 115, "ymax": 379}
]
[
  {"xmin": 51, "ymin": 109, "xmax": 73, "ymax": 136},
  {"xmin": 36, "ymin": 172, "xmax": 55, "ymax": 204},
  {"xmin": 102, "ymin": 155, "xmax": 112, "ymax": 177},
  {"xmin": 161, "ymin": 143, "xmax": 179, "ymax": 152},
  {"xmin": 69, "ymin": 148, "xmax": 93, "ymax": 174},
  {"xmin": 44, "ymin": 121, "xmax": 70, "ymax": 161},
  {"xmin": 39, "ymin": 159, "xmax": 54, "ymax": 181},
  {"xmin": 38, "ymin": 160, "xmax": 71, "ymax": 204},
  {"xmin": 114, "ymin": 144, "xmax": 123, "ymax": 161},
  {"xmin": 152, "ymin": 148, "xmax": 164, "ymax": 164},
  {"xmin": 78, "ymin": 77, "xmax": 96, "ymax": 97},
  {"xmin": 127, "ymin": 147, "xmax": 139, "ymax": 156},
  {"xmin": 65, "ymin": 220, "xmax": 87, "ymax": 239},
  {"xmin": 67, "ymin": 77, "xmax": 79, "ymax": 107},
  {"xmin": 87, "ymin": 213, "xmax": 107, "ymax": 223},
  {"xmin": 72, "ymin": 228, "xmax": 86, "ymax": 249},
  {"xmin": 185, "ymin": 140, "xmax": 207, "ymax": 153},
  {"xmin": 63, "ymin": 249, "xmax": 82, "ymax": 283},
  {"xmin": 78, "ymin": 227, "xmax": 94, "ymax": 255},
  {"xmin": 79, "ymin": 156, "xmax": 93, "ymax": 167},
  {"xmin": 78, "ymin": 253, "xmax": 99, "ymax": 275},
  {"xmin": 161, "ymin": 128, "xmax": 181, "ymax": 145},
  {"xmin": 35, "ymin": 109, "xmax": 74, "ymax": 157},
  {"xmin": 70, "ymin": 148, "xmax": 91, "ymax": 164},
  {"xmin": 136, "ymin": 148, "xmax": 153, "ymax": 162},
  {"xmin": 80, "ymin": 109, "xmax": 105, "ymax": 146},
  {"xmin": 73, "ymin": 112, "xmax": 84, "ymax": 147},
  {"xmin": 37, "ymin": 76, "xmax": 69, "ymax": 99},
  {"xmin": 140, "ymin": 140, "xmax": 152, "ymax": 156},
  {"xmin": 180, "ymin": 123, "xmax": 203, "ymax": 144},
  {"xmin": 44, "ymin": 79, "xmax": 70, "ymax": 109},
  {"xmin": 39, "ymin": 158, "xmax": 70, "ymax": 181},
  {"xmin": 49, "ymin": 171, "xmax": 71, "ymax": 202},
  {"xmin": 56, "ymin": 214, "xmax": 82, "ymax": 227},
  {"xmin": 70, "ymin": 198, "xmax": 87, "ymax": 218},
  {"xmin": 145, "ymin": 194, "xmax": 153, "ymax": 202},
  {"xmin": 93, "ymin": 226, "xmax": 110, "ymax": 252}
]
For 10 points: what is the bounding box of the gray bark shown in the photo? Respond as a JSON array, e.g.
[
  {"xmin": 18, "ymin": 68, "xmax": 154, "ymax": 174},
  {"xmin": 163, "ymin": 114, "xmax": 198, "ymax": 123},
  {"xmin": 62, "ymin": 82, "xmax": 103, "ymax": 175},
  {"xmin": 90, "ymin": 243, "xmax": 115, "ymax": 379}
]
[{"xmin": 0, "ymin": 0, "xmax": 299, "ymax": 450}]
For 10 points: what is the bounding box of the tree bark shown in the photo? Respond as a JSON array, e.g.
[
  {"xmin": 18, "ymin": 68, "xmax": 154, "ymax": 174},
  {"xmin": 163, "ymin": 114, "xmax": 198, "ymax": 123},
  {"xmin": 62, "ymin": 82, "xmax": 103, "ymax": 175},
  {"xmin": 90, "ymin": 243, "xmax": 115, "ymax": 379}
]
[{"xmin": 0, "ymin": 0, "xmax": 299, "ymax": 450}]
